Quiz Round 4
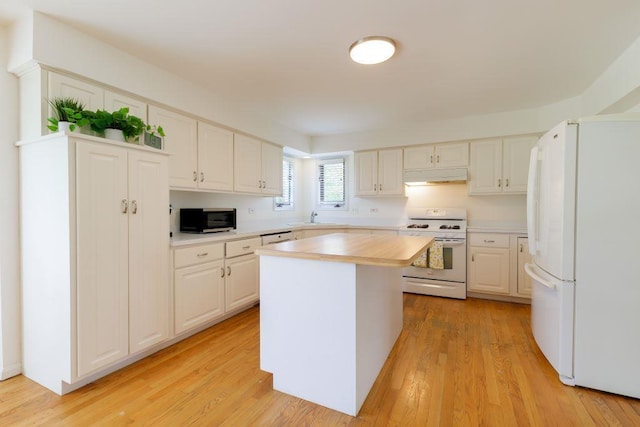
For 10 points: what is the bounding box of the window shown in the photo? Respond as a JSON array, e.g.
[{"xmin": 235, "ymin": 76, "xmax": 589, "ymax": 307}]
[
  {"xmin": 274, "ymin": 157, "xmax": 294, "ymax": 210},
  {"xmin": 317, "ymin": 157, "xmax": 346, "ymax": 209}
]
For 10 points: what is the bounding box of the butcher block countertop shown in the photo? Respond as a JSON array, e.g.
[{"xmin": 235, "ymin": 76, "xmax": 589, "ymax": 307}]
[{"xmin": 255, "ymin": 232, "xmax": 433, "ymax": 267}]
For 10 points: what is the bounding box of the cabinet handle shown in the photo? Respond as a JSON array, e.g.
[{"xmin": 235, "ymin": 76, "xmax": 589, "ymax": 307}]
[
  {"xmin": 437, "ymin": 155, "xmax": 440, "ymax": 163},
  {"xmin": 374, "ymin": 184, "xmax": 377, "ymax": 191},
  {"xmin": 197, "ymin": 252, "xmax": 209, "ymax": 257},
  {"xmin": 131, "ymin": 200, "xmax": 138, "ymax": 214},
  {"xmin": 258, "ymin": 180, "xmax": 261, "ymax": 189},
  {"xmin": 472, "ymin": 254, "xmax": 475, "ymax": 262},
  {"xmin": 520, "ymin": 244, "xmax": 523, "ymax": 253},
  {"xmin": 193, "ymin": 171, "xmax": 197, "ymax": 182},
  {"xmin": 227, "ymin": 266, "xmax": 231, "ymax": 276},
  {"xmin": 220, "ymin": 267, "xmax": 225, "ymax": 278},
  {"xmin": 498, "ymin": 179, "xmax": 502, "ymax": 188},
  {"xmin": 483, "ymin": 239, "xmax": 495, "ymax": 243},
  {"xmin": 379, "ymin": 184, "xmax": 382, "ymax": 191},
  {"xmin": 505, "ymin": 178, "xmax": 509, "ymax": 187},
  {"xmin": 242, "ymin": 245, "xmax": 251, "ymax": 250},
  {"xmin": 430, "ymin": 155, "xmax": 433, "ymax": 164},
  {"xmin": 121, "ymin": 199, "xmax": 128, "ymax": 214},
  {"xmin": 200, "ymin": 172, "xmax": 204, "ymax": 182},
  {"xmin": 262, "ymin": 180, "xmax": 266, "ymax": 189}
]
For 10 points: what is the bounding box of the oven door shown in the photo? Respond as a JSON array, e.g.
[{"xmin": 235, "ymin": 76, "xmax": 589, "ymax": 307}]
[{"xmin": 403, "ymin": 238, "xmax": 466, "ymax": 282}]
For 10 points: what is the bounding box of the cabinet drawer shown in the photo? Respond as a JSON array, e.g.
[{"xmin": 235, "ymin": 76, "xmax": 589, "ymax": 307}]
[
  {"xmin": 174, "ymin": 243, "xmax": 225, "ymax": 268},
  {"xmin": 226, "ymin": 237, "xmax": 262, "ymax": 258},
  {"xmin": 468, "ymin": 233, "xmax": 509, "ymax": 248}
]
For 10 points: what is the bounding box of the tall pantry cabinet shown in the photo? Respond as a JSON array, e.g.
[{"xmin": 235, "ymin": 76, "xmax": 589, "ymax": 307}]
[{"xmin": 19, "ymin": 133, "xmax": 170, "ymax": 394}]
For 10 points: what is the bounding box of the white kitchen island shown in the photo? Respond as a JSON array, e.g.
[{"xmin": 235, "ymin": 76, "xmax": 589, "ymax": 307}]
[{"xmin": 256, "ymin": 232, "xmax": 433, "ymax": 416}]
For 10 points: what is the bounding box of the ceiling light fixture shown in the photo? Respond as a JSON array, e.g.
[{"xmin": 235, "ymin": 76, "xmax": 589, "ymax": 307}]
[{"xmin": 349, "ymin": 36, "xmax": 396, "ymax": 65}]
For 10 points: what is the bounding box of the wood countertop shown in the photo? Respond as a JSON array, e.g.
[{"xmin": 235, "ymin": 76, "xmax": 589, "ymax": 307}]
[{"xmin": 255, "ymin": 232, "xmax": 433, "ymax": 267}]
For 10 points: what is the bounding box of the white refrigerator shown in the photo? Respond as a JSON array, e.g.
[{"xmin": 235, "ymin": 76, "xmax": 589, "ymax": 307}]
[{"xmin": 526, "ymin": 114, "xmax": 640, "ymax": 399}]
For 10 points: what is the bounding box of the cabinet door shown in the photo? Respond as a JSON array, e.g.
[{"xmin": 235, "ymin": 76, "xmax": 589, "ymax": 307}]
[
  {"xmin": 503, "ymin": 137, "xmax": 535, "ymax": 194},
  {"xmin": 198, "ymin": 122, "xmax": 234, "ymax": 191},
  {"xmin": 516, "ymin": 237, "xmax": 533, "ymax": 297},
  {"xmin": 377, "ymin": 149, "xmax": 404, "ymax": 196},
  {"xmin": 128, "ymin": 150, "xmax": 170, "ymax": 354},
  {"xmin": 354, "ymin": 151, "xmax": 378, "ymax": 196},
  {"xmin": 403, "ymin": 146, "xmax": 433, "ymax": 170},
  {"xmin": 225, "ymin": 254, "xmax": 259, "ymax": 312},
  {"xmin": 434, "ymin": 142, "xmax": 469, "ymax": 168},
  {"xmin": 76, "ymin": 142, "xmax": 129, "ymax": 377},
  {"xmin": 262, "ymin": 142, "xmax": 283, "ymax": 195},
  {"xmin": 469, "ymin": 140, "xmax": 503, "ymax": 194},
  {"xmin": 468, "ymin": 247, "xmax": 510, "ymax": 294},
  {"xmin": 174, "ymin": 260, "xmax": 225, "ymax": 334},
  {"xmin": 148, "ymin": 106, "xmax": 197, "ymax": 189},
  {"xmin": 49, "ymin": 73, "xmax": 103, "ymax": 112},
  {"xmin": 105, "ymin": 91, "xmax": 147, "ymax": 123},
  {"xmin": 234, "ymin": 134, "xmax": 262, "ymax": 193}
]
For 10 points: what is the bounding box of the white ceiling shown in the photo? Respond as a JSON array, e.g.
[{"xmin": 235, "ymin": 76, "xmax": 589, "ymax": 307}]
[{"xmin": 2, "ymin": 1, "xmax": 640, "ymax": 137}]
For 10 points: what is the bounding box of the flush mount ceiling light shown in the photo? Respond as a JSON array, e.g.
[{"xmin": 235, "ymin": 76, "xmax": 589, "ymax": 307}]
[{"xmin": 349, "ymin": 36, "xmax": 396, "ymax": 65}]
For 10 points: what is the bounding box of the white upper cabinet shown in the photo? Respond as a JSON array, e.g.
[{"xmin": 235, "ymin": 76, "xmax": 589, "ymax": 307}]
[
  {"xmin": 48, "ymin": 72, "xmax": 104, "ymax": 112},
  {"xmin": 261, "ymin": 142, "xmax": 283, "ymax": 195},
  {"xmin": 234, "ymin": 134, "xmax": 282, "ymax": 195},
  {"xmin": 354, "ymin": 149, "xmax": 404, "ymax": 197},
  {"xmin": 197, "ymin": 122, "xmax": 234, "ymax": 192},
  {"xmin": 468, "ymin": 137, "xmax": 536, "ymax": 195},
  {"xmin": 148, "ymin": 105, "xmax": 198, "ymax": 189},
  {"xmin": 403, "ymin": 142, "xmax": 468, "ymax": 170},
  {"xmin": 105, "ymin": 90, "xmax": 147, "ymax": 122}
]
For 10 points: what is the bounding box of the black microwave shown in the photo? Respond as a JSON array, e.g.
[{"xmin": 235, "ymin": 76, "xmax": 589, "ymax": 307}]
[{"xmin": 180, "ymin": 208, "xmax": 236, "ymax": 233}]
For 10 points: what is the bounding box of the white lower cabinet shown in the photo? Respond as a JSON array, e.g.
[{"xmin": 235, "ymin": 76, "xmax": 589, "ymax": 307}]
[
  {"xmin": 225, "ymin": 238, "xmax": 261, "ymax": 311},
  {"xmin": 174, "ymin": 243, "xmax": 226, "ymax": 334},
  {"xmin": 19, "ymin": 134, "xmax": 170, "ymax": 394},
  {"xmin": 467, "ymin": 234, "xmax": 511, "ymax": 294},
  {"xmin": 172, "ymin": 238, "xmax": 261, "ymax": 335},
  {"xmin": 516, "ymin": 237, "xmax": 533, "ymax": 297},
  {"xmin": 467, "ymin": 232, "xmax": 532, "ymax": 300}
]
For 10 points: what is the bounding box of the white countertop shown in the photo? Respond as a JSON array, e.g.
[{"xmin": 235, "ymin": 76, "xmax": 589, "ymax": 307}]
[
  {"xmin": 171, "ymin": 220, "xmax": 405, "ymax": 247},
  {"xmin": 467, "ymin": 221, "xmax": 527, "ymax": 234}
]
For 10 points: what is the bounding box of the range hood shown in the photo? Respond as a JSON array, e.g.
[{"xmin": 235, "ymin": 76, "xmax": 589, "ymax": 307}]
[{"xmin": 404, "ymin": 168, "xmax": 468, "ymax": 185}]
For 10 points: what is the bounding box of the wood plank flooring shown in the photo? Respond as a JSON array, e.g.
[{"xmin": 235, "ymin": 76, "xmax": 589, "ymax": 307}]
[{"xmin": 2, "ymin": 294, "xmax": 639, "ymax": 426}]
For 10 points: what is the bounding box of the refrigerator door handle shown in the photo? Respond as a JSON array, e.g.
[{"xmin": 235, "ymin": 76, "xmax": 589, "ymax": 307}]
[
  {"xmin": 524, "ymin": 263, "xmax": 555, "ymax": 290},
  {"xmin": 526, "ymin": 145, "xmax": 540, "ymax": 255}
]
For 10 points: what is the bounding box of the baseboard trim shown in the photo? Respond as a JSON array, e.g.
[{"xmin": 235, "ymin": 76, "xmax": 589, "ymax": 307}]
[{"xmin": 1, "ymin": 362, "xmax": 22, "ymax": 380}]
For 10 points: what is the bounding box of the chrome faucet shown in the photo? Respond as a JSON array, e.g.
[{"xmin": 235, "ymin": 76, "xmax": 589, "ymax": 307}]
[{"xmin": 310, "ymin": 210, "xmax": 318, "ymax": 223}]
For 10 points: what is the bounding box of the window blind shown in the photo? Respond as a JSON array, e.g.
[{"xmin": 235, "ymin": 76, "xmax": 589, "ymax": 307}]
[
  {"xmin": 275, "ymin": 158, "xmax": 293, "ymax": 209},
  {"xmin": 318, "ymin": 158, "xmax": 345, "ymax": 207}
]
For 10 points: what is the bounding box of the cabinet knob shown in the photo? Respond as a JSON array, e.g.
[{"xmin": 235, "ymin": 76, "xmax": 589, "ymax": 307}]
[
  {"xmin": 121, "ymin": 199, "xmax": 128, "ymax": 214},
  {"xmin": 131, "ymin": 200, "xmax": 138, "ymax": 214}
]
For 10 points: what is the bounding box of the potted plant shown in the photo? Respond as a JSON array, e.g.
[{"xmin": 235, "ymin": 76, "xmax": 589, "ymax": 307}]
[
  {"xmin": 90, "ymin": 107, "xmax": 145, "ymax": 142},
  {"xmin": 143, "ymin": 124, "xmax": 166, "ymax": 149},
  {"xmin": 47, "ymin": 97, "xmax": 90, "ymax": 133}
]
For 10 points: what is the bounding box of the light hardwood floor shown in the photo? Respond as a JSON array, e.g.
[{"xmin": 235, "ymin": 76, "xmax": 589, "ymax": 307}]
[{"xmin": 2, "ymin": 294, "xmax": 639, "ymax": 426}]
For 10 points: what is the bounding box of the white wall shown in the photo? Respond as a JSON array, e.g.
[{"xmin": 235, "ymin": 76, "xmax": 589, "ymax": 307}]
[
  {"xmin": 8, "ymin": 11, "xmax": 311, "ymax": 153},
  {"xmin": 0, "ymin": 24, "xmax": 21, "ymax": 380}
]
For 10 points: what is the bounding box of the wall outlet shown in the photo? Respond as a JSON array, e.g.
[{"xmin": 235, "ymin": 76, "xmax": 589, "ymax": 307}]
[
  {"xmin": 370, "ymin": 208, "xmax": 378, "ymax": 213},
  {"xmin": 248, "ymin": 208, "xmax": 255, "ymax": 214}
]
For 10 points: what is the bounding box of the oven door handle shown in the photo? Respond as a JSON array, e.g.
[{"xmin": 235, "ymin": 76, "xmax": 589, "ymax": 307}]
[{"xmin": 435, "ymin": 239, "xmax": 466, "ymax": 246}]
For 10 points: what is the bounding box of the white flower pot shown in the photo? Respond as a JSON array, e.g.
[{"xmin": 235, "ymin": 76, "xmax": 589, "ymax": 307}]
[
  {"xmin": 104, "ymin": 128, "xmax": 125, "ymax": 142},
  {"xmin": 57, "ymin": 121, "xmax": 79, "ymax": 133}
]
